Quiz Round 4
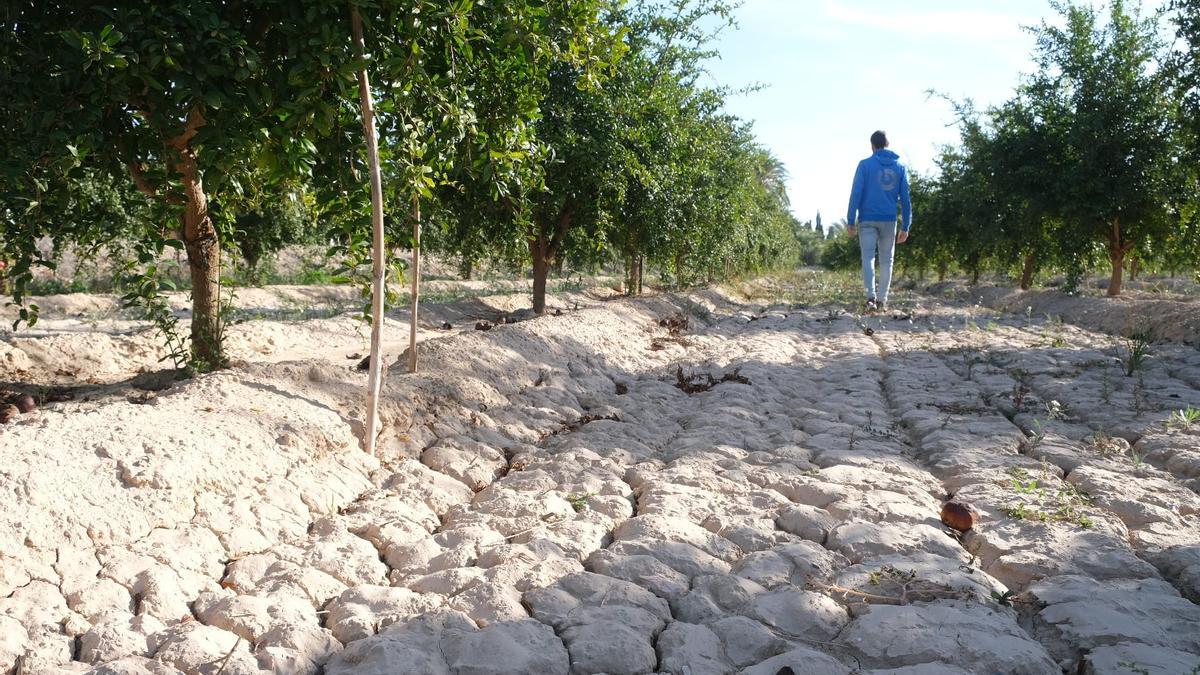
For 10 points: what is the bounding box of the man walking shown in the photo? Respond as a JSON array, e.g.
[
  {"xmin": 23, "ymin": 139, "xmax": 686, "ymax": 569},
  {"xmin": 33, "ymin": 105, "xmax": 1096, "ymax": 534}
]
[{"xmin": 846, "ymin": 130, "xmax": 912, "ymax": 312}]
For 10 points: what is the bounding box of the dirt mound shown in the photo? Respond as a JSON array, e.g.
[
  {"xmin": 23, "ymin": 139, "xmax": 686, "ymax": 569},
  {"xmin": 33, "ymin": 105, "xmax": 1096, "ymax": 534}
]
[{"xmin": 935, "ymin": 282, "xmax": 1200, "ymax": 345}]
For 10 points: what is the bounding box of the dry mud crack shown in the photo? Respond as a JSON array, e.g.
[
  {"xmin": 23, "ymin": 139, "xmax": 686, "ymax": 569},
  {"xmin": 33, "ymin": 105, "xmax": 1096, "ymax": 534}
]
[{"xmin": 2, "ymin": 290, "xmax": 1200, "ymax": 674}]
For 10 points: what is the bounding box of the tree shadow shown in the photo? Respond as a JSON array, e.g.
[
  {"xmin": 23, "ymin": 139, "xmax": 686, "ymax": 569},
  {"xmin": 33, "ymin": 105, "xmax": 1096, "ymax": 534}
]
[{"xmin": 0, "ymin": 367, "xmax": 189, "ymax": 407}]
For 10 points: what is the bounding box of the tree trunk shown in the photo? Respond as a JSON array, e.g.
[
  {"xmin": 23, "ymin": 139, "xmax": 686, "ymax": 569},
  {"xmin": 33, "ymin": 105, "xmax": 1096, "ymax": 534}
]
[
  {"xmin": 1020, "ymin": 252, "xmax": 1036, "ymax": 290},
  {"xmin": 674, "ymin": 251, "xmax": 685, "ymax": 289},
  {"xmin": 637, "ymin": 255, "xmax": 644, "ymax": 295},
  {"xmin": 1107, "ymin": 217, "xmax": 1127, "ymax": 297},
  {"xmin": 1128, "ymin": 255, "xmax": 1140, "ymax": 281},
  {"xmin": 527, "ymin": 204, "xmax": 572, "ymax": 314},
  {"xmin": 408, "ymin": 197, "xmax": 421, "ymax": 373},
  {"xmin": 175, "ymin": 149, "xmax": 222, "ymax": 370},
  {"xmin": 351, "ymin": 4, "xmax": 387, "ymax": 455},
  {"xmin": 1108, "ymin": 248, "xmax": 1125, "ymax": 296},
  {"xmin": 459, "ymin": 253, "xmax": 473, "ymax": 280},
  {"xmin": 530, "ymin": 239, "xmax": 550, "ymax": 315},
  {"xmin": 937, "ymin": 261, "xmax": 948, "ymax": 282},
  {"xmin": 624, "ymin": 254, "xmax": 636, "ymax": 296}
]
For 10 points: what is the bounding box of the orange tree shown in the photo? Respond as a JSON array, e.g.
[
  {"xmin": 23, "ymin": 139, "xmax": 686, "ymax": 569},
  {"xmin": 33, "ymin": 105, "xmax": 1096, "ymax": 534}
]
[
  {"xmin": 430, "ymin": 0, "xmax": 799, "ymax": 311},
  {"xmin": 1, "ymin": 0, "xmax": 616, "ymax": 368},
  {"xmin": 1, "ymin": 2, "xmax": 348, "ymax": 368},
  {"xmin": 1018, "ymin": 0, "xmax": 1181, "ymax": 295}
]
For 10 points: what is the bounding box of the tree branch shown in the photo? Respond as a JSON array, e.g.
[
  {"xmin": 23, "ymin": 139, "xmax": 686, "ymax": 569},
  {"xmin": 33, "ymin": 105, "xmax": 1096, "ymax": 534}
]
[
  {"xmin": 547, "ymin": 200, "xmax": 575, "ymax": 260},
  {"xmin": 126, "ymin": 161, "xmax": 158, "ymax": 198},
  {"xmin": 167, "ymin": 105, "xmax": 207, "ymax": 153}
]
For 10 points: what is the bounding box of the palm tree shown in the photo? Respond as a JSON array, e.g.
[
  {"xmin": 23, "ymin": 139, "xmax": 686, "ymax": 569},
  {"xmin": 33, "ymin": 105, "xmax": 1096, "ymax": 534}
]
[{"xmin": 753, "ymin": 148, "xmax": 790, "ymax": 207}]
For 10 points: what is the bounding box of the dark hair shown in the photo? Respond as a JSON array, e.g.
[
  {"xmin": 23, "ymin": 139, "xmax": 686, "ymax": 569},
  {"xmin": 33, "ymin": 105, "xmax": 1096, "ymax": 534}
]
[{"xmin": 870, "ymin": 130, "xmax": 888, "ymax": 149}]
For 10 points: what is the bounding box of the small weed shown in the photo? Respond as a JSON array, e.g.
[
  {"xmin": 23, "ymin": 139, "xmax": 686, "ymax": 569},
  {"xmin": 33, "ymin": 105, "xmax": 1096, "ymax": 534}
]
[
  {"xmin": 292, "ymin": 266, "xmax": 342, "ymax": 286},
  {"xmin": 1044, "ymin": 400, "xmax": 1066, "ymax": 421},
  {"xmin": 1019, "ymin": 419, "xmax": 1046, "ymax": 452},
  {"xmin": 1012, "ymin": 477, "xmax": 1040, "ymax": 495},
  {"xmin": 1132, "ymin": 374, "xmax": 1150, "ymax": 415},
  {"xmin": 1100, "ymin": 367, "xmax": 1115, "ymax": 404},
  {"xmin": 991, "ymin": 589, "xmax": 1016, "ymax": 606},
  {"xmin": 1050, "ymin": 336, "xmax": 1068, "ymax": 348},
  {"xmin": 963, "ymin": 352, "xmax": 985, "ymax": 381},
  {"xmin": 1004, "ymin": 503, "xmax": 1030, "ymax": 520},
  {"xmin": 816, "ymin": 307, "xmax": 845, "ymax": 323},
  {"xmin": 673, "ymin": 366, "xmax": 751, "ymax": 394},
  {"xmin": 986, "ymin": 320, "xmax": 1000, "ymax": 331},
  {"xmin": 1090, "ymin": 429, "xmax": 1126, "ymax": 457},
  {"xmin": 1055, "ymin": 496, "xmax": 1094, "ymax": 528},
  {"xmin": 1010, "ymin": 369, "xmax": 1034, "ymax": 412},
  {"xmin": 1004, "ymin": 500, "xmax": 1092, "ymax": 528},
  {"xmin": 658, "ymin": 313, "xmax": 690, "ymax": 337},
  {"xmin": 1130, "ymin": 452, "xmax": 1144, "ymax": 469},
  {"xmin": 1168, "ymin": 406, "xmax": 1200, "ymax": 430},
  {"xmin": 808, "ymin": 565, "xmax": 967, "ymax": 605},
  {"xmin": 566, "ymin": 493, "xmax": 595, "ymax": 512},
  {"xmin": 1008, "ymin": 465, "xmax": 1041, "ymax": 494},
  {"xmin": 1118, "ymin": 332, "xmax": 1152, "ymax": 377},
  {"xmin": 553, "ymin": 277, "xmax": 586, "ymax": 294},
  {"xmin": 1003, "ymin": 468, "xmax": 1093, "ymax": 528}
]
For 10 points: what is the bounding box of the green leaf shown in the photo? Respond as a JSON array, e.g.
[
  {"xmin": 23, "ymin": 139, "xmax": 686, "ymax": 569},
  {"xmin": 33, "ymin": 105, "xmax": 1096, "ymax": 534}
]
[{"xmin": 61, "ymin": 31, "xmax": 84, "ymax": 50}]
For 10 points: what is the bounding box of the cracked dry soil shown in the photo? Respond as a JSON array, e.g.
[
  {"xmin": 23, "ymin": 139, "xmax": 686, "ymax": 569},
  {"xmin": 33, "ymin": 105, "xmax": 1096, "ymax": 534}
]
[{"xmin": 1, "ymin": 286, "xmax": 1199, "ymax": 675}]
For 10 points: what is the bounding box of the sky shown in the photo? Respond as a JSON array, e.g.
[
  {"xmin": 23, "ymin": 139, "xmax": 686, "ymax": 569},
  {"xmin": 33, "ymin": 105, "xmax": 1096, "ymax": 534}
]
[{"xmin": 702, "ymin": 0, "xmax": 1165, "ymax": 227}]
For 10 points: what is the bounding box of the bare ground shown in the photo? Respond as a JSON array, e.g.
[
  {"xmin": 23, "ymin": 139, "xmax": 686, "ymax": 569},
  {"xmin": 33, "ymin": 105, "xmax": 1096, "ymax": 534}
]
[{"xmin": 1, "ymin": 278, "xmax": 1199, "ymax": 675}]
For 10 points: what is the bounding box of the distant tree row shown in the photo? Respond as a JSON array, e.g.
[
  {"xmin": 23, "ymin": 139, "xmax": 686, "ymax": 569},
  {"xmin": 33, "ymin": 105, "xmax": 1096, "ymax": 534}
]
[
  {"xmin": 0, "ymin": 0, "xmax": 800, "ymax": 368},
  {"xmin": 824, "ymin": 0, "xmax": 1200, "ymax": 295}
]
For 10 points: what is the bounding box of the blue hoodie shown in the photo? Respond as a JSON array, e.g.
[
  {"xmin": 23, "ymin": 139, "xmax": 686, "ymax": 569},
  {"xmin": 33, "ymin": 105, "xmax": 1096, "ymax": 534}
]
[{"xmin": 847, "ymin": 149, "xmax": 912, "ymax": 232}]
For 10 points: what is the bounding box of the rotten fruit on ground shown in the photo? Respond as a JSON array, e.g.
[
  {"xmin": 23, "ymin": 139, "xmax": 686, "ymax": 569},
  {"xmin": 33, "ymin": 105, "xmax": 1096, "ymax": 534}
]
[
  {"xmin": 15, "ymin": 394, "xmax": 36, "ymax": 413},
  {"xmin": 941, "ymin": 501, "xmax": 977, "ymax": 531}
]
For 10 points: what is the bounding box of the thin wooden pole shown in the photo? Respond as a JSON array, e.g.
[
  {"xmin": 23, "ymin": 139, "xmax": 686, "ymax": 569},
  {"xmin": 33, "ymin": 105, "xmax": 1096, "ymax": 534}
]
[
  {"xmin": 408, "ymin": 195, "xmax": 421, "ymax": 373},
  {"xmin": 350, "ymin": 4, "xmax": 386, "ymax": 455}
]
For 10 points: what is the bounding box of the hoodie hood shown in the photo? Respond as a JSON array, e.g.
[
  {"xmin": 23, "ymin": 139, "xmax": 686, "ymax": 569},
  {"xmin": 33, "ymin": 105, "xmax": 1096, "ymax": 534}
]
[{"xmin": 873, "ymin": 149, "xmax": 900, "ymax": 165}]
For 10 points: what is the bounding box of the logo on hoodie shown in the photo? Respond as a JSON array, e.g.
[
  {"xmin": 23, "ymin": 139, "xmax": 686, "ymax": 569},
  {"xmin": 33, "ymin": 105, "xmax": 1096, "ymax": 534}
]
[{"xmin": 878, "ymin": 168, "xmax": 898, "ymax": 192}]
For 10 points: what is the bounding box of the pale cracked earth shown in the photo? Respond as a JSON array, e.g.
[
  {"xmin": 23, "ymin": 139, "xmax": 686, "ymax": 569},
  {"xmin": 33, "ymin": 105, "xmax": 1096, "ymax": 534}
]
[{"xmin": 2, "ymin": 287, "xmax": 1200, "ymax": 675}]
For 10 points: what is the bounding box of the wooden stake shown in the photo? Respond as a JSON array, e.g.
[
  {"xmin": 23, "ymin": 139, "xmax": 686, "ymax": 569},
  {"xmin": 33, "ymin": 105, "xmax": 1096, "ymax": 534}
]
[
  {"xmin": 350, "ymin": 4, "xmax": 386, "ymax": 455},
  {"xmin": 408, "ymin": 195, "xmax": 421, "ymax": 373}
]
